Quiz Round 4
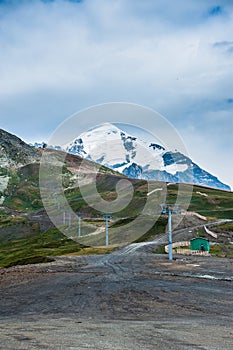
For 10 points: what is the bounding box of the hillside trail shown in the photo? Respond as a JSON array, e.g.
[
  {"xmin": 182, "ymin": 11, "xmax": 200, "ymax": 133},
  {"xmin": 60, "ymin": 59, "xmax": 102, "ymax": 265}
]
[{"xmin": 107, "ymin": 218, "xmax": 230, "ymax": 257}]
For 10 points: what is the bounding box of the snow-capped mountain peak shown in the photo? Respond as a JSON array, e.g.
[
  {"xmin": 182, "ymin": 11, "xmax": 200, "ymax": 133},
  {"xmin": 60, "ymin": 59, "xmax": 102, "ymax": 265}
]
[
  {"xmin": 66, "ymin": 123, "xmax": 166, "ymax": 172},
  {"xmin": 65, "ymin": 123, "xmax": 230, "ymax": 191}
]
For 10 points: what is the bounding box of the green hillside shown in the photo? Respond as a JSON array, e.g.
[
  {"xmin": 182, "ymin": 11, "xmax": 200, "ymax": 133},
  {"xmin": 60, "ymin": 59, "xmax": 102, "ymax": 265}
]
[
  {"xmin": 1, "ymin": 147, "xmax": 233, "ymax": 267},
  {"xmin": 3, "ymin": 160, "xmax": 233, "ymax": 220}
]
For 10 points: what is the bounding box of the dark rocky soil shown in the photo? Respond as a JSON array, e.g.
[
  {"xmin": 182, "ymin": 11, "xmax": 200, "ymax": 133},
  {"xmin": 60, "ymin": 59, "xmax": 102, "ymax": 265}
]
[{"xmin": 0, "ymin": 245, "xmax": 232, "ymax": 349}]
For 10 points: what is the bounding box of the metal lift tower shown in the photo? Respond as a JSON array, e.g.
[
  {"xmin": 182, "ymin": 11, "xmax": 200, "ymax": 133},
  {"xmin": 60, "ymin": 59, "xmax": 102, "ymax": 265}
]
[
  {"xmin": 77, "ymin": 213, "xmax": 82, "ymax": 237},
  {"xmin": 102, "ymin": 215, "xmax": 112, "ymax": 246},
  {"xmin": 161, "ymin": 204, "xmax": 180, "ymax": 261}
]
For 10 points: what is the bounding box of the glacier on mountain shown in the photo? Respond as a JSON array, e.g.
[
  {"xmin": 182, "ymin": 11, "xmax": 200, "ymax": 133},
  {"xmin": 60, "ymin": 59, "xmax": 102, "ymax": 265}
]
[{"xmin": 65, "ymin": 123, "xmax": 230, "ymax": 191}]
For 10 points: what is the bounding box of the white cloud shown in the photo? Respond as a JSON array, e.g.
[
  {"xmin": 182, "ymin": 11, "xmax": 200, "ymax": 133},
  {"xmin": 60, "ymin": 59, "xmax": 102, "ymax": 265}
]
[{"xmin": 0, "ymin": 0, "xmax": 232, "ymax": 188}]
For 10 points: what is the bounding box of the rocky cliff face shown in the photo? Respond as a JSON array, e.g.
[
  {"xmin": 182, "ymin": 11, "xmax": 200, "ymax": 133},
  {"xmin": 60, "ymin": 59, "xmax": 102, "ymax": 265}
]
[
  {"xmin": 0, "ymin": 129, "xmax": 40, "ymax": 167},
  {"xmin": 0, "ymin": 129, "xmax": 41, "ymax": 204}
]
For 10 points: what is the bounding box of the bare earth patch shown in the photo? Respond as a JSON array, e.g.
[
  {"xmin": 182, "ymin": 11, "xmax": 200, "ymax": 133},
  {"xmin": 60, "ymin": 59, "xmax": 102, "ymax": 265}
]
[{"xmin": 0, "ymin": 248, "xmax": 232, "ymax": 349}]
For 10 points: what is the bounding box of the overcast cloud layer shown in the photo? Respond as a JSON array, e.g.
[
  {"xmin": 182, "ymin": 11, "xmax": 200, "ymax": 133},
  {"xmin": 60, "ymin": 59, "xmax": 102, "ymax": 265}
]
[{"xmin": 0, "ymin": 0, "xmax": 232, "ymax": 188}]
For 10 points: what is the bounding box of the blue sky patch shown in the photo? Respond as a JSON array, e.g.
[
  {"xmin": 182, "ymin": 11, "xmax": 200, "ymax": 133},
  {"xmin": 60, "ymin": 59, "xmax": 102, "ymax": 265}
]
[{"xmin": 209, "ymin": 5, "xmax": 222, "ymax": 16}]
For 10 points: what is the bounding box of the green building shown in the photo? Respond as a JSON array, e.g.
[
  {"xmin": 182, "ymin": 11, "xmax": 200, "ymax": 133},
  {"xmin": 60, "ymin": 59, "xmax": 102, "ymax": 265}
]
[{"xmin": 190, "ymin": 238, "xmax": 210, "ymax": 252}]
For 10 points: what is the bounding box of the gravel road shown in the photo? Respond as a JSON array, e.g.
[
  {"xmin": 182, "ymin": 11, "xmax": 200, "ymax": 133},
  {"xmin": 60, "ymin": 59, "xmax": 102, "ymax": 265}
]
[{"xmin": 0, "ymin": 244, "xmax": 232, "ymax": 349}]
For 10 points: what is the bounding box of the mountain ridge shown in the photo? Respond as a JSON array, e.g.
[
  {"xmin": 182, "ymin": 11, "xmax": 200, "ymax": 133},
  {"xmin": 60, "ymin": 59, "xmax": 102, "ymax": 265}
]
[
  {"xmin": 0, "ymin": 128, "xmax": 40, "ymax": 167},
  {"xmin": 65, "ymin": 123, "xmax": 231, "ymax": 191}
]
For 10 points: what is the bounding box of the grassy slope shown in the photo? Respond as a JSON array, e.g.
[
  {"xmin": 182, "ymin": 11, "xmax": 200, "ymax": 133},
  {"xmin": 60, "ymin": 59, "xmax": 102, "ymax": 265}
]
[
  {"xmin": 3, "ymin": 151, "xmax": 118, "ymax": 212},
  {"xmin": 0, "ymin": 227, "xmax": 118, "ymax": 268},
  {"xmin": 0, "ymin": 228, "xmax": 80, "ymax": 267},
  {"xmin": 3, "ymin": 163, "xmax": 42, "ymax": 211},
  {"xmin": 1, "ymin": 158, "xmax": 233, "ymax": 267},
  {"xmin": 3, "ymin": 152, "xmax": 233, "ymax": 218},
  {"xmin": 167, "ymin": 183, "xmax": 233, "ymax": 219}
]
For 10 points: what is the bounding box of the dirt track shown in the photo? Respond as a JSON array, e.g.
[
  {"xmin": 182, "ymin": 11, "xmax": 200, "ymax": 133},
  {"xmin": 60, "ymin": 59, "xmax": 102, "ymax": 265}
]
[{"xmin": 0, "ymin": 245, "xmax": 232, "ymax": 349}]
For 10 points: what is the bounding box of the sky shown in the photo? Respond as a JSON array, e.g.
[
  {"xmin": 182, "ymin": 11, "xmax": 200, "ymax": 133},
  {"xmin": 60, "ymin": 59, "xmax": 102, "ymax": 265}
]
[{"xmin": 0, "ymin": 0, "xmax": 232, "ymax": 189}]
